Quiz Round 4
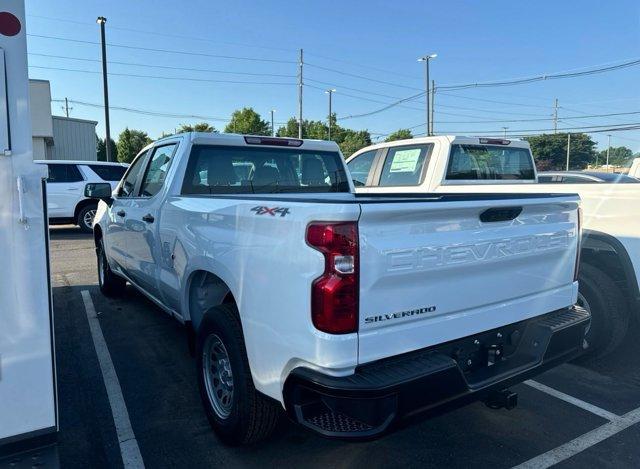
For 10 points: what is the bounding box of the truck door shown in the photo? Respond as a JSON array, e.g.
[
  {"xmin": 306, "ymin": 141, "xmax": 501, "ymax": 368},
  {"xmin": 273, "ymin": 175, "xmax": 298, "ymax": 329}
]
[
  {"xmin": 106, "ymin": 150, "xmax": 149, "ymax": 273},
  {"xmin": 124, "ymin": 142, "xmax": 178, "ymax": 297},
  {"xmin": 0, "ymin": 0, "xmax": 58, "ymax": 454},
  {"xmin": 44, "ymin": 163, "xmax": 86, "ymax": 218}
]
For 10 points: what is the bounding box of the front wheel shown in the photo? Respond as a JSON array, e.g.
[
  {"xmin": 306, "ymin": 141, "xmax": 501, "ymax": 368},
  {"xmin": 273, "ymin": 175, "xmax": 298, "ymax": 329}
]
[
  {"xmin": 78, "ymin": 204, "xmax": 98, "ymax": 233},
  {"xmin": 196, "ymin": 303, "xmax": 281, "ymax": 445},
  {"xmin": 578, "ymin": 263, "xmax": 630, "ymax": 359}
]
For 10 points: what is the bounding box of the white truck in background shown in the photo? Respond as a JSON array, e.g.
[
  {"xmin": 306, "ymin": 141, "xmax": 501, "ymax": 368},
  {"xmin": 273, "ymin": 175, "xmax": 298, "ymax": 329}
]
[
  {"xmin": 0, "ymin": 1, "xmax": 58, "ymax": 464},
  {"xmin": 629, "ymin": 158, "xmax": 640, "ymax": 179},
  {"xmin": 347, "ymin": 135, "xmax": 640, "ymax": 357},
  {"xmin": 88, "ymin": 132, "xmax": 588, "ymax": 444}
]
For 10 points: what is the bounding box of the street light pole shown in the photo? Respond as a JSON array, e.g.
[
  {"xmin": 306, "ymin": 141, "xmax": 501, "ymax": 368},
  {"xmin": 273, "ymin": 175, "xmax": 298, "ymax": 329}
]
[
  {"xmin": 325, "ymin": 89, "xmax": 336, "ymax": 140},
  {"xmin": 566, "ymin": 133, "xmax": 571, "ymax": 171},
  {"xmin": 418, "ymin": 54, "xmax": 437, "ymax": 136},
  {"xmin": 606, "ymin": 134, "xmax": 611, "ymax": 171},
  {"xmin": 270, "ymin": 109, "xmax": 275, "ymax": 137},
  {"xmin": 96, "ymin": 16, "xmax": 112, "ymax": 162},
  {"xmin": 502, "ymin": 127, "xmax": 509, "ymax": 138}
]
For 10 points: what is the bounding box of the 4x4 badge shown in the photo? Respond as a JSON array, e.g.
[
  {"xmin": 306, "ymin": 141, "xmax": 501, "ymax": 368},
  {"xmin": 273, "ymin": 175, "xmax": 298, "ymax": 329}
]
[{"xmin": 251, "ymin": 206, "xmax": 290, "ymax": 217}]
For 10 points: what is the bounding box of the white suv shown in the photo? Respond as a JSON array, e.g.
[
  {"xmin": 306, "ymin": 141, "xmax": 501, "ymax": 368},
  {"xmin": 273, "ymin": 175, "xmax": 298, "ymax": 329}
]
[{"xmin": 36, "ymin": 160, "xmax": 128, "ymax": 232}]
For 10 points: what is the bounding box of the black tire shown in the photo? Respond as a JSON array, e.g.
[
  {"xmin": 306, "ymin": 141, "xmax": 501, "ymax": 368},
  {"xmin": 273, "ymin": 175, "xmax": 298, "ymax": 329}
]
[
  {"xmin": 578, "ymin": 263, "xmax": 630, "ymax": 359},
  {"xmin": 97, "ymin": 239, "xmax": 126, "ymax": 297},
  {"xmin": 77, "ymin": 204, "xmax": 98, "ymax": 233},
  {"xmin": 196, "ymin": 303, "xmax": 281, "ymax": 445}
]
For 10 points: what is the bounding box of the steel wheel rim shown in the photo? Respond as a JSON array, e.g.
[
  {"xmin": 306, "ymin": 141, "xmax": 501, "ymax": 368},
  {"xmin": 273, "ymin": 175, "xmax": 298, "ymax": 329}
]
[
  {"xmin": 202, "ymin": 333, "xmax": 234, "ymax": 419},
  {"xmin": 84, "ymin": 209, "xmax": 97, "ymax": 229}
]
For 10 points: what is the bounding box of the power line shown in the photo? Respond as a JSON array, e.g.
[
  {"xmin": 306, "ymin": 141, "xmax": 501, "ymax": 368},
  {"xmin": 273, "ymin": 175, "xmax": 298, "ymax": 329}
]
[
  {"xmin": 437, "ymin": 58, "xmax": 640, "ymax": 90},
  {"xmin": 339, "ymin": 91, "xmax": 426, "ymax": 120},
  {"xmin": 433, "ymin": 110, "xmax": 640, "ymax": 124},
  {"xmin": 27, "ymin": 34, "xmax": 296, "ymax": 64},
  {"xmin": 27, "ymin": 14, "xmax": 295, "ymax": 53},
  {"xmin": 436, "ymin": 91, "xmax": 555, "ymax": 109},
  {"xmin": 305, "ymin": 62, "xmax": 423, "ymax": 91},
  {"xmin": 51, "ymin": 98, "xmax": 290, "ymax": 124},
  {"xmin": 28, "ymin": 52, "xmax": 296, "ymax": 78},
  {"xmin": 304, "ymin": 51, "xmax": 422, "ymax": 81},
  {"xmin": 29, "ymin": 65, "xmax": 296, "ymax": 86}
]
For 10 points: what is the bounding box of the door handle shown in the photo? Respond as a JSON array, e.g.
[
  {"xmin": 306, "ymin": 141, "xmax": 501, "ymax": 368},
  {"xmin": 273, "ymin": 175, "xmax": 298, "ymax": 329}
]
[
  {"xmin": 142, "ymin": 213, "xmax": 155, "ymax": 223},
  {"xmin": 116, "ymin": 210, "xmax": 126, "ymax": 217},
  {"xmin": 67, "ymin": 188, "xmax": 79, "ymax": 191}
]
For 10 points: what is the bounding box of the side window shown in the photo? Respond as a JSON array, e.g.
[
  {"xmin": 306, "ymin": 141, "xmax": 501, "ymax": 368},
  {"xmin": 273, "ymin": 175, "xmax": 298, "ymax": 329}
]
[
  {"xmin": 88, "ymin": 164, "xmax": 128, "ymax": 182},
  {"xmin": 346, "ymin": 150, "xmax": 377, "ymax": 186},
  {"xmin": 379, "ymin": 144, "xmax": 431, "ymax": 187},
  {"xmin": 140, "ymin": 144, "xmax": 178, "ymax": 197},
  {"xmin": 47, "ymin": 164, "xmax": 84, "ymax": 183},
  {"xmin": 119, "ymin": 151, "xmax": 148, "ymax": 197}
]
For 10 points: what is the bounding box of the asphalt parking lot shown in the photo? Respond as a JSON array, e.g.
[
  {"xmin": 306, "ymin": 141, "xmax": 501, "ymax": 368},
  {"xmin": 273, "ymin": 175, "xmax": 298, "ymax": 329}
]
[{"xmin": 50, "ymin": 226, "xmax": 640, "ymax": 469}]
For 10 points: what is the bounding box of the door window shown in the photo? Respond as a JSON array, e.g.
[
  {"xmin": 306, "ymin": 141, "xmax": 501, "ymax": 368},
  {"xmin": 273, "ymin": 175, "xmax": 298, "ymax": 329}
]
[
  {"xmin": 140, "ymin": 144, "xmax": 178, "ymax": 197},
  {"xmin": 379, "ymin": 144, "xmax": 431, "ymax": 187},
  {"xmin": 346, "ymin": 150, "xmax": 377, "ymax": 187},
  {"xmin": 119, "ymin": 151, "xmax": 149, "ymax": 197},
  {"xmin": 88, "ymin": 164, "xmax": 128, "ymax": 182},
  {"xmin": 46, "ymin": 164, "xmax": 84, "ymax": 183}
]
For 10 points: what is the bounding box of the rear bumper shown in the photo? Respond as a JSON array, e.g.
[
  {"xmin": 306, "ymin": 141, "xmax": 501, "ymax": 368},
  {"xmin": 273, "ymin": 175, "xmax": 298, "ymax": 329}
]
[{"xmin": 283, "ymin": 305, "xmax": 590, "ymax": 439}]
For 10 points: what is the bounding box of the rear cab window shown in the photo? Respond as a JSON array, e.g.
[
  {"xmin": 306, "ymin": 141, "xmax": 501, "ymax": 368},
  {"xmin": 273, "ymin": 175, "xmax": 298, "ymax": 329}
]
[
  {"xmin": 181, "ymin": 145, "xmax": 350, "ymax": 194},
  {"xmin": 379, "ymin": 144, "xmax": 432, "ymax": 187},
  {"xmin": 446, "ymin": 144, "xmax": 535, "ymax": 181}
]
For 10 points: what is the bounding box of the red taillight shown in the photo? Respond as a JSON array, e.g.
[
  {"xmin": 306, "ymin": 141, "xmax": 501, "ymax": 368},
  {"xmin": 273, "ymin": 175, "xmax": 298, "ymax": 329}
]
[
  {"xmin": 574, "ymin": 207, "xmax": 582, "ymax": 282},
  {"xmin": 306, "ymin": 222, "xmax": 359, "ymax": 334}
]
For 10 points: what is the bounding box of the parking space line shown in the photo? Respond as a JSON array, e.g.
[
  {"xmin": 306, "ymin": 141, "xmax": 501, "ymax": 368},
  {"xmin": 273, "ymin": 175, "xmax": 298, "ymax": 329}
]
[
  {"xmin": 513, "ymin": 406, "xmax": 640, "ymax": 468},
  {"xmin": 524, "ymin": 379, "xmax": 619, "ymax": 422},
  {"xmin": 81, "ymin": 290, "xmax": 145, "ymax": 469}
]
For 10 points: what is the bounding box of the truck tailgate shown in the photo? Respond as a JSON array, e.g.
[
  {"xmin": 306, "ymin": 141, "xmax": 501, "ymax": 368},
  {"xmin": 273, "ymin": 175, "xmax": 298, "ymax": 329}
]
[{"xmin": 357, "ymin": 194, "xmax": 580, "ymax": 364}]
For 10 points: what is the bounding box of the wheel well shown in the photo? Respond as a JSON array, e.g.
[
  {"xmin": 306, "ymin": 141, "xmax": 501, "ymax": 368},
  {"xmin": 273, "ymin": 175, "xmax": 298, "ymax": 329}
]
[
  {"xmin": 581, "ymin": 230, "xmax": 640, "ymax": 313},
  {"xmin": 74, "ymin": 198, "xmax": 98, "ymax": 222},
  {"xmin": 93, "ymin": 224, "xmax": 102, "ymax": 247},
  {"xmin": 187, "ymin": 270, "xmax": 236, "ymax": 331}
]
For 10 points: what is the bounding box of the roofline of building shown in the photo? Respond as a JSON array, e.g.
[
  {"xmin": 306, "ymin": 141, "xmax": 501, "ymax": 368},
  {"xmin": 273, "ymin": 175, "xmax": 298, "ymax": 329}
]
[{"xmin": 52, "ymin": 115, "xmax": 98, "ymax": 125}]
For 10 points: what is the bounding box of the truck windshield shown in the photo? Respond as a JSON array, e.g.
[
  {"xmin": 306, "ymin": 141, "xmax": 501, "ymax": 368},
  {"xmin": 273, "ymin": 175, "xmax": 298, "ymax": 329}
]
[
  {"xmin": 182, "ymin": 144, "xmax": 351, "ymax": 194},
  {"xmin": 446, "ymin": 144, "xmax": 535, "ymax": 181}
]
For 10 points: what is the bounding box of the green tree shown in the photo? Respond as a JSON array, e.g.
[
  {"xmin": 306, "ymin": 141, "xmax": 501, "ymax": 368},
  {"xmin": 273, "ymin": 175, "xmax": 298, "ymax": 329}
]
[
  {"xmin": 96, "ymin": 135, "xmax": 117, "ymax": 162},
  {"xmin": 385, "ymin": 129, "xmax": 413, "ymax": 142},
  {"xmin": 116, "ymin": 128, "xmax": 152, "ymax": 163},
  {"xmin": 338, "ymin": 130, "xmax": 372, "ymax": 157},
  {"xmin": 224, "ymin": 107, "xmax": 270, "ymax": 135},
  {"xmin": 524, "ymin": 133, "xmax": 596, "ymax": 170},
  {"xmin": 177, "ymin": 122, "xmax": 217, "ymax": 133},
  {"xmin": 598, "ymin": 146, "xmax": 634, "ymax": 167}
]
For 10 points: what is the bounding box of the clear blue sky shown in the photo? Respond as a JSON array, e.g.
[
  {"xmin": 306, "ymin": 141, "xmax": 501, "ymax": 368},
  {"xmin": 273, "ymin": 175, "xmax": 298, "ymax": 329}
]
[{"xmin": 25, "ymin": 0, "xmax": 640, "ymax": 152}]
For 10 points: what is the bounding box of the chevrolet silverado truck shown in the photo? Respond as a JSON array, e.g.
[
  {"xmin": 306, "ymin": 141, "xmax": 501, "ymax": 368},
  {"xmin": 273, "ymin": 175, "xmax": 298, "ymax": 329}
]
[
  {"xmin": 348, "ymin": 135, "xmax": 638, "ymax": 358},
  {"xmin": 88, "ymin": 132, "xmax": 588, "ymax": 445}
]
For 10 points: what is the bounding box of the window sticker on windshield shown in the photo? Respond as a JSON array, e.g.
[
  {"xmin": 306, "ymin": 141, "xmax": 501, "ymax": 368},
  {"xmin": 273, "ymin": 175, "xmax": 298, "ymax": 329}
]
[{"xmin": 389, "ymin": 149, "xmax": 421, "ymax": 172}]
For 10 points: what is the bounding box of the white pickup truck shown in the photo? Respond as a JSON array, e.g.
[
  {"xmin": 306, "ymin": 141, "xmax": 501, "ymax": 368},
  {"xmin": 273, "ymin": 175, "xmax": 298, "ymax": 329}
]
[
  {"xmin": 89, "ymin": 132, "xmax": 588, "ymax": 444},
  {"xmin": 348, "ymin": 136, "xmax": 640, "ymax": 358}
]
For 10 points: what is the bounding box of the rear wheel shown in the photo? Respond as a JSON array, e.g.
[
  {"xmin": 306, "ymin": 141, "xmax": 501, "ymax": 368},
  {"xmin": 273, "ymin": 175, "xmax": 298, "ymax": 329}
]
[
  {"xmin": 97, "ymin": 239, "xmax": 126, "ymax": 297},
  {"xmin": 78, "ymin": 204, "xmax": 98, "ymax": 233},
  {"xmin": 196, "ymin": 303, "xmax": 281, "ymax": 445},
  {"xmin": 578, "ymin": 263, "xmax": 629, "ymax": 359}
]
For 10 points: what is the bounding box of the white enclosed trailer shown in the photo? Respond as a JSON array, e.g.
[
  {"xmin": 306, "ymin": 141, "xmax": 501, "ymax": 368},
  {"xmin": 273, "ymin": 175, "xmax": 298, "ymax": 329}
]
[{"xmin": 0, "ymin": 0, "xmax": 58, "ymax": 463}]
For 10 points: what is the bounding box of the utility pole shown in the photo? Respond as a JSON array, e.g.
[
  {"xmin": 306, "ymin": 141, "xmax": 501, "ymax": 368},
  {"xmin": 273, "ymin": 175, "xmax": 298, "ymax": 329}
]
[
  {"xmin": 566, "ymin": 133, "xmax": 571, "ymax": 171},
  {"xmin": 270, "ymin": 109, "xmax": 275, "ymax": 137},
  {"xmin": 63, "ymin": 97, "xmax": 72, "ymax": 117},
  {"xmin": 298, "ymin": 48, "xmax": 303, "ymax": 139},
  {"xmin": 418, "ymin": 54, "xmax": 437, "ymax": 136},
  {"xmin": 325, "ymin": 89, "xmax": 336, "ymax": 140},
  {"xmin": 429, "ymin": 80, "xmax": 435, "ymax": 136},
  {"xmin": 553, "ymin": 98, "xmax": 559, "ymax": 134},
  {"xmin": 97, "ymin": 16, "xmax": 112, "ymax": 162},
  {"xmin": 606, "ymin": 134, "xmax": 611, "ymax": 171},
  {"xmin": 502, "ymin": 127, "xmax": 509, "ymax": 138}
]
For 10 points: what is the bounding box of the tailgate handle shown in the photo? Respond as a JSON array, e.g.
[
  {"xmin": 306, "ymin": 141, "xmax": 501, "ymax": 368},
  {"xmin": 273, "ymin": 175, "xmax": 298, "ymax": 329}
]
[{"xmin": 480, "ymin": 206, "xmax": 522, "ymax": 223}]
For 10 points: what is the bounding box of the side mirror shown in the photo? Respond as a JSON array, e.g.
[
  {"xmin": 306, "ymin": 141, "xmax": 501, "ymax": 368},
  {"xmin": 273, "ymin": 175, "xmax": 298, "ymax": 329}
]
[{"xmin": 85, "ymin": 183, "xmax": 113, "ymax": 203}]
